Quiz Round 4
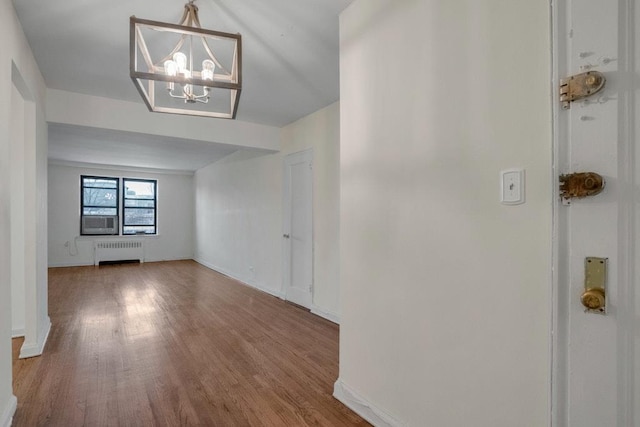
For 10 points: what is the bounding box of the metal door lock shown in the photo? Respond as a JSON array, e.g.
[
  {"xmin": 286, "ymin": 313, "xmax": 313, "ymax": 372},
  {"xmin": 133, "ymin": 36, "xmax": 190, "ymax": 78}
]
[
  {"xmin": 560, "ymin": 71, "xmax": 606, "ymax": 109},
  {"xmin": 559, "ymin": 172, "xmax": 605, "ymax": 200}
]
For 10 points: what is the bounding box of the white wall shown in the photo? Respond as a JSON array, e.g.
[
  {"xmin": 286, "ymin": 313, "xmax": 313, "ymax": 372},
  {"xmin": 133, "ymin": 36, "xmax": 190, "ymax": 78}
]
[
  {"xmin": 12, "ymin": 67, "xmax": 48, "ymax": 360},
  {"xmin": 34, "ymin": 77, "xmax": 49, "ymax": 361},
  {"xmin": 337, "ymin": 1, "xmax": 552, "ymax": 426},
  {"xmin": 195, "ymin": 150, "xmax": 283, "ymax": 296},
  {"xmin": 281, "ymin": 103, "xmax": 340, "ymax": 320},
  {"xmin": 0, "ymin": 0, "xmax": 48, "ymax": 424},
  {"xmin": 48, "ymin": 163, "xmax": 194, "ymax": 267},
  {"xmin": 10, "ymin": 84, "xmax": 25, "ymax": 337},
  {"xmin": 195, "ymin": 102, "xmax": 341, "ymax": 320}
]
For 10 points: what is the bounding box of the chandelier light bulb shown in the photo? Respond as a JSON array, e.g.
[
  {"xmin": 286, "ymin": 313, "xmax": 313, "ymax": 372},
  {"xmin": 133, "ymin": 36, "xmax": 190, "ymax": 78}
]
[
  {"xmin": 173, "ymin": 52, "xmax": 188, "ymax": 73},
  {"xmin": 164, "ymin": 60, "xmax": 177, "ymax": 76},
  {"xmin": 164, "ymin": 60, "xmax": 177, "ymax": 92},
  {"xmin": 201, "ymin": 60, "xmax": 215, "ymax": 81}
]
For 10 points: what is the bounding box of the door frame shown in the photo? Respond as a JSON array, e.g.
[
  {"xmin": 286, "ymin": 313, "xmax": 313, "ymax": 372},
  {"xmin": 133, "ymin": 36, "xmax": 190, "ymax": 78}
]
[
  {"xmin": 281, "ymin": 148, "xmax": 314, "ymax": 307},
  {"xmin": 550, "ymin": 1, "xmax": 565, "ymax": 425},
  {"xmin": 550, "ymin": 1, "xmax": 637, "ymax": 425}
]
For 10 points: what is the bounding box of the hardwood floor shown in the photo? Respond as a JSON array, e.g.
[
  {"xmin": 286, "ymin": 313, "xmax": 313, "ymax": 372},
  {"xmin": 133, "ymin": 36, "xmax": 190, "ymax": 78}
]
[{"xmin": 12, "ymin": 260, "xmax": 367, "ymax": 426}]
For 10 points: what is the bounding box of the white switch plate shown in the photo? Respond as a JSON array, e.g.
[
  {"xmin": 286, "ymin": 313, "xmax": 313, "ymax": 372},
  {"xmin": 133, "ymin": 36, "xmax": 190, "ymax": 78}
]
[{"xmin": 501, "ymin": 169, "xmax": 525, "ymax": 205}]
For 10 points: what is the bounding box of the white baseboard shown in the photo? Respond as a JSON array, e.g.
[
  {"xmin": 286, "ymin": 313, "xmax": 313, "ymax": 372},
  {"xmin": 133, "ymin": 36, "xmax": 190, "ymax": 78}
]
[
  {"xmin": 19, "ymin": 317, "xmax": 51, "ymax": 359},
  {"xmin": 311, "ymin": 305, "xmax": 340, "ymax": 324},
  {"xmin": 0, "ymin": 395, "xmax": 17, "ymax": 427},
  {"xmin": 11, "ymin": 328, "xmax": 25, "ymax": 338},
  {"xmin": 194, "ymin": 259, "xmax": 342, "ymax": 323},
  {"xmin": 146, "ymin": 257, "xmax": 194, "ymax": 263},
  {"xmin": 194, "ymin": 258, "xmax": 286, "ymax": 299},
  {"xmin": 49, "ymin": 256, "xmax": 194, "ymax": 268},
  {"xmin": 333, "ymin": 378, "xmax": 404, "ymax": 427},
  {"xmin": 250, "ymin": 281, "xmax": 285, "ymax": 299},
  {"xmin": 48, "ymin": 260, "xmax": 94, "ymax": 268}
]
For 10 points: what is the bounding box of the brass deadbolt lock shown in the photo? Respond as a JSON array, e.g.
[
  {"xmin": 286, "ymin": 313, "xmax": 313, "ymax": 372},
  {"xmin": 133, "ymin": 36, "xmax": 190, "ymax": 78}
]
[
  {"xmin": 559, "ymin": 172, "xmax": 605, "ymax": 200},
  {"xmin": 560, "ymin": 71, "xmax": 606, "ymax": 109}
]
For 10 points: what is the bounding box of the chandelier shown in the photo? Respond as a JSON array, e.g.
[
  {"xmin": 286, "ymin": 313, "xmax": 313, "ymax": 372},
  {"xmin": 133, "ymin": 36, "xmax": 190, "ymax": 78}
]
[{"xmin": 130, "ymin": 1, "xmax": 242, "ymax": 119}]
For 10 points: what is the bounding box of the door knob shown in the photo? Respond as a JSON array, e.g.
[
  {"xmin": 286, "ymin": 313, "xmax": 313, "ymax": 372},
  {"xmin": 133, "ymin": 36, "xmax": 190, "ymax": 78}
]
[
  {"xmin": 283, "ymin": 234, "xmax": 290, "ymax": 239},
  {"xmin": 581, "ymin": 288, "xmax": 606, "ymax": 311}
]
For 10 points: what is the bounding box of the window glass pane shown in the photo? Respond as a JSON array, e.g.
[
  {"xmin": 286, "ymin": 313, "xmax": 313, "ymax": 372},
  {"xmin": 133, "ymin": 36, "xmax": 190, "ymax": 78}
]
[
  {"xmin": 124, "ymin": 181, "xmax": 155, "ymax": 199},
  {"xmin": 83, "ymin": 188, "xmax": 117, "ymax": 207},
  {"xmin": 125, "ymin": 199, "xmax": 155, "ymax": 208},
  {"xmin": 83, "ymin": 177, "xmax": 117, "ymax": 189},
  {"xmin": 83, "ymin": 207, "xmax": 117, "ymax": 216},
  {"xmin": 124, "ymin": 208, "xmax": 155, "ymax": 225},
  {"xmin": 123, "ymin": 226, "xmax": 155, "ymax": 235},
  {"xmin": 81, "ymin": 175, "xmax": 120, "ymax": 236}
]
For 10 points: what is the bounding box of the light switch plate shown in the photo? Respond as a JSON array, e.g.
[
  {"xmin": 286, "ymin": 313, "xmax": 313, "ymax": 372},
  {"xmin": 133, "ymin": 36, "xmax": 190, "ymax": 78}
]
[{"xmin": 501, "ymin": 169, "xmax": 525, "ymax": 205}]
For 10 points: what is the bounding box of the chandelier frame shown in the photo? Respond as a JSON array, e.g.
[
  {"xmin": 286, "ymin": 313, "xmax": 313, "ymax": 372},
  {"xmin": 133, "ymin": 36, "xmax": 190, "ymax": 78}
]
[{"xmin": 129, "ymin": 10, "xmax": 242, "ymax": 119}]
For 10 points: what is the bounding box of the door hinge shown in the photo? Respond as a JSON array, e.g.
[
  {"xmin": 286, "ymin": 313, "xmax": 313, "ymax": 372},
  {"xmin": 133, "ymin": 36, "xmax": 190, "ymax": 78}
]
[
  {"xmin": 560, "ymin": 71, "xmax": 606, "ymax": 109},
  {"xmin": 559, "ymin": 172, "xmax": 605, "ymax": 201}
]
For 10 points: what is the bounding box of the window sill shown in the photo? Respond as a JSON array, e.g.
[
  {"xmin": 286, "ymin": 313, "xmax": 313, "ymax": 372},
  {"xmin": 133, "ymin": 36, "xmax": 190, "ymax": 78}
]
[{"xmin": 77, "ymin": 234, "xmax": 160, "ymax": 239}]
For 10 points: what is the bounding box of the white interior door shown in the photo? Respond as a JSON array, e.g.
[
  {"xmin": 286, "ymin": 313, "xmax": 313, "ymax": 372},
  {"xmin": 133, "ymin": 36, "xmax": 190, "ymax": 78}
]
[
  {"xmin": 554, "ymin": 0, "xmax": 639, "ymax": 425},
  {"xmin": 283, "ymin": 149, "xmax": 313, "ymax": 309}
]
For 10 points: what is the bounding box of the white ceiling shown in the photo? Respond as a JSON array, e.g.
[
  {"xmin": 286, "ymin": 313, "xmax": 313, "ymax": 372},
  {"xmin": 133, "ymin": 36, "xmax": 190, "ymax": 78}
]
[
  {"xmin": 13, "ymin": 0, "xmax": 353, "ymax": 171},
  {"xmin": 48, "ymin": 123, "xmax": 244, "ymax": 172}
]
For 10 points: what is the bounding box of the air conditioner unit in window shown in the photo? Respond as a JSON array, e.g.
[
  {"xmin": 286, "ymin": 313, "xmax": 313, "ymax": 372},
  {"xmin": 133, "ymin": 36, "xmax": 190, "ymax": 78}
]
[{"xmin": 81, "ymin": 215, "xmax": 118, "ymax": 235}]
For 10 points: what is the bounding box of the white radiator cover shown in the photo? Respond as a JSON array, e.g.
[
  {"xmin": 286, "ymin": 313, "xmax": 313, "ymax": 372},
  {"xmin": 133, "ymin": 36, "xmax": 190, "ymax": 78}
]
[{"xmin": 94, "ymin": 240, "xmax": 145, "ymax": 265}]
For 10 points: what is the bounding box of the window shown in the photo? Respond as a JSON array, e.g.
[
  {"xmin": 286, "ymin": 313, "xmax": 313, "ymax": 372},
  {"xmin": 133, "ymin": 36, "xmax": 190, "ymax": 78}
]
[
  {"xmin": 80, "ymin": 175, "xmax": 158, "ymax": 236},
  {"xmin": 81, "ymin": 176, "xmax": 119, "ymax": 235},
  {"xmin": 123, "ymin": 178, "xmax": 157, "ymax": 235},
  {"xmin": 81, "ymin": 176, "xmax": 119, "ymax": 216}
]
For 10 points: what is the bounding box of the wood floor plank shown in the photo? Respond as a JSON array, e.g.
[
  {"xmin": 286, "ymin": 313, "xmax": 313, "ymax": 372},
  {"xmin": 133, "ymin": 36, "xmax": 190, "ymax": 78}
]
[{"xmin": 12, "ymin": 260, "xmax": 367, "ymax": 426}]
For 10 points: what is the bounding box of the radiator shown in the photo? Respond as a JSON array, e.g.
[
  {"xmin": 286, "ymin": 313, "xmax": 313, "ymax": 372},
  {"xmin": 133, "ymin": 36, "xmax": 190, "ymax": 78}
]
[{"xmin": 94, "ymin": 240, "xmax": 145, "ymax": 265}]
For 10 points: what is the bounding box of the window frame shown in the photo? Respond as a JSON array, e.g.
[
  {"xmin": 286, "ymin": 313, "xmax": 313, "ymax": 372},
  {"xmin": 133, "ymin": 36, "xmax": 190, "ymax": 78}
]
[
  {"xmin": 80, "ymin": 175, "xmax": 120, "ymax": 236},
  {"xmin": 122, "ymin": 178, "xmax": 158, "ymax": 235}
]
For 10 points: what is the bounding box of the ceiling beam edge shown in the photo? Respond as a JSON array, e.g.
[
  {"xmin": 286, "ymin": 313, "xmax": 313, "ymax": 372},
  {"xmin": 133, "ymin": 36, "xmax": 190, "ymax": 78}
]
[{"xmin": 45, "ymin": 89, "xmax": 281, "ymax": 152}]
